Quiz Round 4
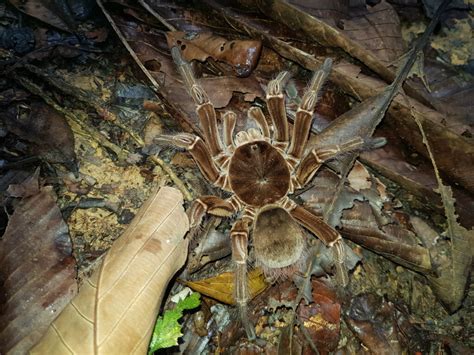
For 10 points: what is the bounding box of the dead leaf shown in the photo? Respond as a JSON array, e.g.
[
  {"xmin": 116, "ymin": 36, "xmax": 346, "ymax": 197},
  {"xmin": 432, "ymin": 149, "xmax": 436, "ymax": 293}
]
[
  {"xmin": 302, "ymin": 169, "xmax": 434, "ymax": 274},
  {"xmin": 201, "ymin": 76, "xmax": 263, "ymax": 108},
  {"xmin": 341, "ymin": 0, "xmax": 405, "ymax": 64},
  {"xmin": 297, "ymin": 279, "xmax": 341, "ymax": 353},
  {"xmin": 183, "ymin": 269, "xmax": 268, "ymax": 305},
  {"xmin": 0, "ymin": 175, "xmax": 77, "ymax": 354},
  {"xmin": 30, "ymin": 186, "xmax": 189, "ymax": 354},
  {"xmin": 166, "ymin": 31, "xmax": 262, "ymax": 77}
]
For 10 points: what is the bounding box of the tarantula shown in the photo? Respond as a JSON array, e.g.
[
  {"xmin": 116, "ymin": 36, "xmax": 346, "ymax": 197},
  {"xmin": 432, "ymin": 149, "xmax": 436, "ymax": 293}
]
[{"xmin": 158, "ymin": 47, "xmax": 384, "ymax": 339}]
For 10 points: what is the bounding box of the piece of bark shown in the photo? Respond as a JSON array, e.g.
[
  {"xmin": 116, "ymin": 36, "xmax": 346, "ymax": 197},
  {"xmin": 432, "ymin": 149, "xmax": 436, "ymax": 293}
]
[{"xmin": 30, "ymin": 186, "xmax": 189, "ymax": 354}]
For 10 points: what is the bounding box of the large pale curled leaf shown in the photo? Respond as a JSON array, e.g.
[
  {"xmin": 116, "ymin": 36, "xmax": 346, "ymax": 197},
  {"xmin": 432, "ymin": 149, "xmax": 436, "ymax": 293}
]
[
  {"xmin": 30, "ymin": 186, "xmax": 190, "ymax": 354},
  {"xmin": 0, "ymin": 174, "xmax": 77, "ymax": 354}
]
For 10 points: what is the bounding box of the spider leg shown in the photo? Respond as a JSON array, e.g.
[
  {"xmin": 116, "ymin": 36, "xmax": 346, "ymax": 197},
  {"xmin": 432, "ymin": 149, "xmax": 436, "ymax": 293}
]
[
  {"xmin": 223, "ymin": 111, "xmax": 236, "ymax": 152},
  {"xmin": 288, "ymin": 58, "xmax": 332, "ymax": 160},
  {"xmin": 230, "ymin": 216, "xmax": 256, "ymax": 340},
  {"xmin": 295, "ymin": 136, "xmax": 386, "ymax": 188},
  {"xmin": 171, "ymin": 47, "xmax": 224, "ymax": 158},
  {"xmin": 248, "ymin": 106, "xmax": 270, "ymax": 139},
  {"xmin": 288, "ymin": 203, "xmax": 349, "ymax": 286},
  {"xmin": 187, "ymin": 195, "xmax": 240, "ymax": 227},
  {"xmin": 266, "ymin": 71, "xmax": 292, "ymax": 148},
  {"xmin": 154, "ymin": 133, "xmax": 225, "ymax": 187}
]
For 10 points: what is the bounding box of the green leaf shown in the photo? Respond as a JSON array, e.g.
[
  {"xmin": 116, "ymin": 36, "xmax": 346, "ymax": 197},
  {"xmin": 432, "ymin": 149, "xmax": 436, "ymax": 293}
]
[{"xmin": 148, "ymin": 292, "xmax": 201, "ymax": 354}]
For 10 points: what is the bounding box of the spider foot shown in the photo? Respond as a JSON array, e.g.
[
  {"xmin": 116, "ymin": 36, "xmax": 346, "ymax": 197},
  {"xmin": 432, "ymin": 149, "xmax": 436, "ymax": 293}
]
[
  {"xmin": 237, "ymin": 302, "xmax": 256, "ymax": 340},
  {"xmin": 332, "ymin": 240, "xmax": 349, "ymax": 287}
]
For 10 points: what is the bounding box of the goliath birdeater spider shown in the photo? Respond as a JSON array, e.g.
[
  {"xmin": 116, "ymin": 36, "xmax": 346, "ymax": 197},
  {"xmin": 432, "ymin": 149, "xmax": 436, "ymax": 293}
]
[{"xmin": 157, "ymin": 47, "xmax": 385, "ymax": 339}]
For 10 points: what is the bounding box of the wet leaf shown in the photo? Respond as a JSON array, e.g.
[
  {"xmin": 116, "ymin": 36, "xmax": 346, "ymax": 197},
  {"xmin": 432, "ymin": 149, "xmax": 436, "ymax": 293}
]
[
  {"xmin": 0, "ymin": 173, "xmax": 77, "ymax": 354},
  {"xmin": 166, "ymin": 31, "xmax": 262, "ymax": 77},
  {"xmin": 183, "ymin": 269, "xmax": 268, "ymax": 305}
]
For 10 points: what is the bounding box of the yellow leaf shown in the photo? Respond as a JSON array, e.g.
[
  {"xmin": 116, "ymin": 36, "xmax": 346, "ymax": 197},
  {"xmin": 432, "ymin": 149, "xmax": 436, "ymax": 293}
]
[{"xmin": 183, "ymin": 268, "xmax": 268, "ymax": 305}]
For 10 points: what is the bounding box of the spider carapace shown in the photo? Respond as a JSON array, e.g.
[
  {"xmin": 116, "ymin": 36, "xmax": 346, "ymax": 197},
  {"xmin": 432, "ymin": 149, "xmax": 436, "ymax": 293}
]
[{"xmin": 157, "ymin": 47, "xmax": 384, "ymax": 339}]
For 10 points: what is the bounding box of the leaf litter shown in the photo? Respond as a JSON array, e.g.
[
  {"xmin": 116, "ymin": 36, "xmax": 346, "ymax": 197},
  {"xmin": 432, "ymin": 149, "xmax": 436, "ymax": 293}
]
[{"xmin": 0, "ymin": 0, "xmax": 473, "ymax": 353}]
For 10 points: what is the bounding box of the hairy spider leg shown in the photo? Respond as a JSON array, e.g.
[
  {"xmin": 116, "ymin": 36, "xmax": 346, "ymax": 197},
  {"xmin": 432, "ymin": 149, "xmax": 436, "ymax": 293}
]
[
  {"xmin": 288, "ymin": 58, "xmax": 332, "ymax": 162},
  {"xmin": 266, "ymin": 71, "xmax": 292, "ymax": 149},
  {"xmin": 230, "ymin": 215, "xmax": 256, "ymax": 340},
  {"xmin": 171, "ymin": 47, "xmax": 227, "ymax": 166}
]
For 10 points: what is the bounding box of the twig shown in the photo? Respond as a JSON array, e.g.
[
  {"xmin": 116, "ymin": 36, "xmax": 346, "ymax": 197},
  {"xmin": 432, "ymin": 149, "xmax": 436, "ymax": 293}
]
[
  {"xmin": 138, "ymin": 0, "xmax": 177, "ymax": 31},
  {"xmin": 96, "ymin": 0, "xmax": 162, "ymax": 92},
  {"xmin": 149, "ymin": 155, "xmax": 193, "ymax": 201}
]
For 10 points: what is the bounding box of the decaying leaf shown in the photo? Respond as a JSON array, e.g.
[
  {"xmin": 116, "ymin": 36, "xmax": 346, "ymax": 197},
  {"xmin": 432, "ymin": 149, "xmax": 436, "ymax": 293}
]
[
  {"xmin": 30, "ymin": 186, "xmax": 189, "ymax": 354},
  {"xmin": 265, "ymin": 278, "xmax": 341, "ymax": 354},
  {"xmin": 0, "ymin": 172, "xmax": 77, "ymax": 354},
  {"xmin": 188, "ymin": 224, "xmax": 232, "ymax": 273},
  {"xmin": 183, "ymin": 269, "xmax": 268, "ymax": 305},
  {"xmin": 166, "ymin": 31, "xmax": 262, "ymax": 77}
]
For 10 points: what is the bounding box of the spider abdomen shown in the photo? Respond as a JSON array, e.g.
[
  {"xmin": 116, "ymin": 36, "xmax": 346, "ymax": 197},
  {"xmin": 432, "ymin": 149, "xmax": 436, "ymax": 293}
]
[
  {"xmin": 228, "ymin": 141, "xmax": 290, "ymax": 207},
  {"xmin": 253, "ymin": 207, "xmax": 305, "ymax": 270}
]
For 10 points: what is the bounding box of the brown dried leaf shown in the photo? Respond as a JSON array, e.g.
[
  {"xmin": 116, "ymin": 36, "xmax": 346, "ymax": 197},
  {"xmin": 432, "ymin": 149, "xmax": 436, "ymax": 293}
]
[
  {"xmin": 297, "ymin": 279, "xmax": 341, "ymax": 353},
  {"xmin": 30, "ymin": 186, "xmax": 189, "ymax": 354},
  {"xmin": 183, "ymin": 269, "xmax": 268, "ymax": 305},
  {"xmin": 166, "ymin": 31, "xmax": 262, "ymax": 77},
  {"xmin": 200, "ymin": 76, "xmax": 263, "ymax": 108},
  {"xmin": 188, "ymin": 226, "xmax": 232, "ymax": 273},
  {"xmin": 0, "ymin": 176, "xmax": 77, "ymax": 354}
]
